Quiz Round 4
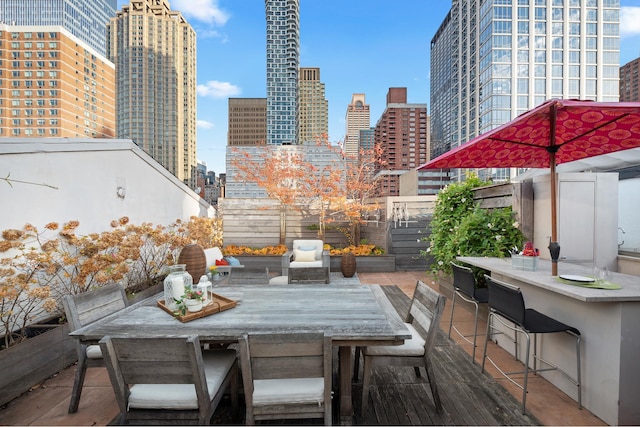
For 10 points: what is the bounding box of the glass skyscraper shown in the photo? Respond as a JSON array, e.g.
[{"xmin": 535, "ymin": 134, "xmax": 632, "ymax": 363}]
[
  {"xmin": 0, "ymin": 0, "xmax": 116, "ymax": 57},
  {"xmin": 265, "ymin": 0, "xmax": 300, "ymax": 145},
  {"xmin": 430, "ymin": 0, "xmax": 621, "ymax": 182}
]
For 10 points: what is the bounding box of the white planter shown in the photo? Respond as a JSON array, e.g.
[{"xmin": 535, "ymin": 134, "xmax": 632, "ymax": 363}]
[{"xmin": 185, "ymin": 299, "xmax": 203, "ymax": 312}]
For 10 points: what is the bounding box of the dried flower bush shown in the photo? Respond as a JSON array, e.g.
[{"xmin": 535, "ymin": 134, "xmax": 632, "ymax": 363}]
[{"xmin": 0, "ymin": 216, "xmax": 221, "ymax": 349}]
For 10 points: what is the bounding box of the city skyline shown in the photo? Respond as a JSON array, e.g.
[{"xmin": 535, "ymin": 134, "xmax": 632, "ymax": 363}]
[{"xmin": 114, "ymin": 0, "xmax": 640, "ymax": 175}]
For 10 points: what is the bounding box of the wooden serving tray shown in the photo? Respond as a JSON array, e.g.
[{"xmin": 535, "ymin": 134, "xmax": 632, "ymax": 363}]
[{"xmin": 157, "ymin": 291, "xmax": 237, "ymax": 323}]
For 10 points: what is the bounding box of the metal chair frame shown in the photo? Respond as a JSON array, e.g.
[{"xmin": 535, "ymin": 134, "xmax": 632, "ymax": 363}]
[
  {"xmin": 448, "ymin": 262, "xmax": 488, "ymax": 364},
  {"xmin": 481, "ymin": 275, "xmax": 582, "ymax": 414}
]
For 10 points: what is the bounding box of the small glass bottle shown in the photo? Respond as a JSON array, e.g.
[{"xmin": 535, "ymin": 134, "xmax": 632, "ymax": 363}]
[{"xmin": 163, "ymin": 264, "xmax": 193, "ymax": 310}]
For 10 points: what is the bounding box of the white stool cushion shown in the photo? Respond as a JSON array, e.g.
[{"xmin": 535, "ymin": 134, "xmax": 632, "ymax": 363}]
[
  {"xmin": 128, "ymin": 350, "xmax": 235, "ymax": 410},
  {"xmin": 289, "ymin": 260, "xmax": 323, "ymax": 268},
  {"xmin": 253, "ymin": 378, "xmax": 324, "ymax": 406},
  {"xmin": 269, "ymin": 276, "xmax": 288, "ymax": 285},
  {"xmin": 86, "ymin": 344, "xmax": 102, "ymax": 359},
  {"xmin": 363, "ymin": 323, "xmax": 425, "ymax": 357}
]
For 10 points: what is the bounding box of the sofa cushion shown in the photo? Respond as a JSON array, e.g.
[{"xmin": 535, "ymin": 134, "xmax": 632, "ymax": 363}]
[
  {"xmin": 290, "ymin": 260, "xmax": 323, "ymax": 268},
  {"xmin": 128, "ymin": 350, "xmax": 235, "ymax": 410},
  {"xmin": 292, "ymin": 240, "xmax": 323, "ymax": 259},
  {"xmin": 293, "ymin": 248, "xmax": 317, "ymax": 262}
]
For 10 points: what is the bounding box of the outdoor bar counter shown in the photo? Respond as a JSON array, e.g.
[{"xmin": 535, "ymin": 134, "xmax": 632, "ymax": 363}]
[{"xmin": 457, "ymin": 256, "xmax": 640, "ymax": 426}]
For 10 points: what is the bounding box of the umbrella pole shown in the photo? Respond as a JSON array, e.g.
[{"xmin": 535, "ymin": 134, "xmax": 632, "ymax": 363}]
[
  {"xmin": 549, "ymin": 158, "xmax": 560, "ymax": 276},
  {"xmin": 548, "ymin": 102, "xmax": 561, "ymax": 276}
]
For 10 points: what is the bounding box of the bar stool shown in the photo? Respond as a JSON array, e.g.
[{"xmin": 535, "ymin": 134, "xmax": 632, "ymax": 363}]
[
  {"xmin": 481, "ymin": 275, "xmax": 582, "ymax": 414},
  {"xmin": 449, "ymin": 262, "xmax": 488, "ymax": 363}
]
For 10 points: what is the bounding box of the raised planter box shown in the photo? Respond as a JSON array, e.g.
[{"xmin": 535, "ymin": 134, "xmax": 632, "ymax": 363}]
[
  {"xmin": 234, "ymin": 254, "xmax": 397, "ymax": 275},
  {"xmin": 330, "ymin": 255, "xmax": 396, "ymax": 273},
  {"xmin": 0, "ymin": 321, "xmax": 76, "ymax": 406}
]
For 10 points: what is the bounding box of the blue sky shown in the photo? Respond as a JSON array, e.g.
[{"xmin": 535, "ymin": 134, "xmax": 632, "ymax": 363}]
[{"xmin": 116, "ymin": 0, "xmax": 640, "ymax": 175}]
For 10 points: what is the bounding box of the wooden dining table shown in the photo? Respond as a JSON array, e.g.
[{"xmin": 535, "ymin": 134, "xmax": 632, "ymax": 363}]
[{"xmin": 70, "ymin": 283, "xmax": 410, "ymax": 424}]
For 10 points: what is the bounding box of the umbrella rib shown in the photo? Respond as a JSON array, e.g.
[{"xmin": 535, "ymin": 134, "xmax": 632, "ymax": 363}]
[
  {"xmin": 557, "ymin": 113, "xmax": 630, "ymax": 147},
  {"xmin": 482, "ymin": 113, "xmax": 629, "ymax": 151}
]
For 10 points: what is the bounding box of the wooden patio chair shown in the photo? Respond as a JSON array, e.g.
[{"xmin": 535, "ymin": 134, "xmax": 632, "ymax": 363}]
[
  {"xmin": 282, "ymin": 239, "xmax": 330, "ymax": 283},
  {"xmin": 358, "ymin": 280, "xmax": 446, "ymax": 414},
  {"xmin": 62, "ymin": 283, "xmax": 128, "ymax": 413},
  {"xmin": 238, "ymin": 332, "xmax": 333, "ymax": 425},
  {"xmin": 99, "ymin": 335, "xmax": 238, "ymax": 425}
]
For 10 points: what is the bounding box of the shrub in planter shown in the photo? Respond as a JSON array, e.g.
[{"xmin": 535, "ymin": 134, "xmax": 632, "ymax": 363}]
[{"xmin": 422, "ymin": 176, "xmax": 523, "ymax": 285}]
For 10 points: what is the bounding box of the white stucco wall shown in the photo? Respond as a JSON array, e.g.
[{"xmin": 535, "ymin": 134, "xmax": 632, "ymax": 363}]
[{"xmin": 0, "ymin": 138, "xmax": 214, "ymax": 235}]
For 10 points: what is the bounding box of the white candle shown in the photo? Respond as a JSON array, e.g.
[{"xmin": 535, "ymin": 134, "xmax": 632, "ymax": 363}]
[{"xmin": 171, "ymin": 276, "xmax": 185, "ymax": 300}]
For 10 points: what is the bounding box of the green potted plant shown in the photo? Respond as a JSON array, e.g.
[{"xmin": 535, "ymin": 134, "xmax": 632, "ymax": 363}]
[{"xmin": 174, "ymin": 286, "xmax": 205, "ymax": 315}]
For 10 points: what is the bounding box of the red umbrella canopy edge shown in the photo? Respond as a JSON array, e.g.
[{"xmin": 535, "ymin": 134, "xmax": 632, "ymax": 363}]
[{"xmin": 419, "ymin": 99, "xmax": 640, "ymax": 170}]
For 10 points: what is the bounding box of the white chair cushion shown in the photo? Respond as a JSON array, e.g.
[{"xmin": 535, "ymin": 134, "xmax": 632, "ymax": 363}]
[
  {"xmin": 292, "ymin": 240, "xmax": 323, "ymax": 259},
  {"xmin": 204, "ymin": 247, "xmax": 224, "ymax": 269},
  {"xmin": 253, "ymin": 378, "xmax": 324, "ymax": 406},
  {"xmin": 290, "ymin": 260, "xmax": 323, "ymax": 268},
  {"xmin": 128, "ymin": 350, "xmax": 236, "ymax": 410},
  {"xmin": 269, "ymin": 276, "xmax": 288, "ymax": 285},
  {"xmin": 293, "ymin": 248, "xmax": 317, "ymax": 262},
  {"xmin": 86, "ymin": 344, "xmax": 102, "ymax": 359},
  {"xmin": 363, "ymin": 323, "xmax": 425, "ymax": 357}
]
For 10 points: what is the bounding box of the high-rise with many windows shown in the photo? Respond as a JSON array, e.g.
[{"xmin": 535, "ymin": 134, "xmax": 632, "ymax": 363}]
[
  {"xmin": 0, "ymin": 0, "xmax": 116, "ymax": 57},
  {"xmin": 298, "ymin": 67, "xmax": 328, "ymax": 144},
  {"xmin": 265, "ymin": 0, "xmax": 299, "ymax": 145},
  {"xmin": 0, "ymin": 24, "xmax": 116, "ymax": 138},
  {"xmin": 374, "ymin": 88, "xmax": 428, "ymax": 197},
  {"xmin": 620, "ymin": 57, "xmax": 640, "ymax": 102},
  {"xmin": 108, "ymin": 0, "xmax": 198, "ymax": 187},
  {"xmin": 430, "ymin": 0, "xmax": 621, "ymax": 182},
  {"xmin": 345, "ymin": 94, "xmax": 370, "ymax": 157},
  {"xmin": 228, "ymin": 98, "xmax": 267, "ymax": 146}
]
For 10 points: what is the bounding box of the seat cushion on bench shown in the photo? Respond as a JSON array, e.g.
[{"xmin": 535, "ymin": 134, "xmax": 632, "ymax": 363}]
[
  {"xmin": 289, "ymin": 260, "xmax": 323, "ymax": 268},
  {"xmin": 252, "ymin": 378, "xmax": 325, "ymax": 406},
  {"xmin": 128, "ymin": 350, "xmax": 236, "ymax": 410}
]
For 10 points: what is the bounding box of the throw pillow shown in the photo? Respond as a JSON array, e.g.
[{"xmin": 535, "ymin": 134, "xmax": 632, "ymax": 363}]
[
  {"xmin": 224, "ymin": 256, "xmax": 241, "ymax": 266},
  {"xmin": 293, "ymin": 249, "xmax": 317, "ymax": 262},
  {"xmin": 215, "ymin": 258, "xmax": 229, "ymax": 266}
]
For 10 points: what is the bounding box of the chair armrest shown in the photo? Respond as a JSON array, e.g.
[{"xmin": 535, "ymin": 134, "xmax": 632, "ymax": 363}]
[{"xmin": 321, "ymin": 250, "xmax": 330, "ymax": 271}]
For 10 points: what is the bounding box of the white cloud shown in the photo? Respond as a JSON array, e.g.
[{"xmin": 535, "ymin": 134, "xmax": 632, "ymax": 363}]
[
  {"xmin": 197, "ymin": 120, "xmax": 214, "ymax": 129},
  {"xmin": 172, "ymin": 0, "xmax": 229, "ymax": 25},
  {"xmin": 621, "ymin": 7, "xmax": 640, "ymax": 37},
  {"xmin": 197, "ymin": 80, "xmax": 241, "ymax": 98}
]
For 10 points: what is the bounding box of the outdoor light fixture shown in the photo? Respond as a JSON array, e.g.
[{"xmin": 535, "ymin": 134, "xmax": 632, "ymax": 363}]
[{"xmin": 116, "ymin": 186, "xmax": 126, "ymax": 199}]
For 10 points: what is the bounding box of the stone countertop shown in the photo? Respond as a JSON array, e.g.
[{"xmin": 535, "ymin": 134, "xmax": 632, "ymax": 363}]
[{"xmin": 457, "ymin": 256, "xmax": 640, "ymax": 303}]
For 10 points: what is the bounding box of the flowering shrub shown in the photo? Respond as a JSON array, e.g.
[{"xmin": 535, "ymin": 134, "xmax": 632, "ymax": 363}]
[
  {"xmin": 0, "ymin": 216, "xmax": 221, "ymax": 349},
  {"xmin": 222, "ymin": 243, "xmax": 384, "ymax": 256},
  {"xmin": 422, "ymin": 176, "xmax": 523, "ymax": 278}
]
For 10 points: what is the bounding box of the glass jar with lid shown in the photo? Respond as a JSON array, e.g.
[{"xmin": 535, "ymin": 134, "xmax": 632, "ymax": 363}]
[{"xmin": 163, "ymin": 264, "xmax": 193, "ymax": 310}]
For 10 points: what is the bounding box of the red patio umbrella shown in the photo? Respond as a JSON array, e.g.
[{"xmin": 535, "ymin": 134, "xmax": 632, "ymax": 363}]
[{"xmin": 419, "ymin": 99, "xmax": 640, "ymax": 276}]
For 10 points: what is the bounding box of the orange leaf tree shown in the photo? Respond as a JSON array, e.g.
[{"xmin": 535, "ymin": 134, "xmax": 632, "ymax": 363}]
[
  {"xmin": 231, "ymin": 142, "xmax": 309, "ymax": 244},
  {"xmin": 232, "ymin": 136, "xmax": 385, "ymax": 246}
]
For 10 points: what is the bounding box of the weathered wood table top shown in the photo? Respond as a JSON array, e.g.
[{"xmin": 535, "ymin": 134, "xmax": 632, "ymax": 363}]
[
  {"xmin": 71, "ymin": 284, "xmax": 409, "ymax": 344},
  {"xmin": 70, "ymin": 283, "xmax": 410, "ymax": 424}
]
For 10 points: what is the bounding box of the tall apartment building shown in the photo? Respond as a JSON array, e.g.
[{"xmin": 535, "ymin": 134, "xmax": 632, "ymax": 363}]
[
  {"xmin": 298, "ymin": 67, "xmax": 328, "ymax": 144},
  {"xmin": 430, "ymin": 0, "xmax": 621, "ymax": 182},
  {"xmin": 265, "ymin": 0, "xmax": 299, "ymax": 145},
  {"xmin": 374, "ymin": 88, "xmax": 428, "ymax": 197},
  {"xmin": 359, "ymin": 128, "xmax": 375, "ymax": 151},
  {"xmin": 0, "ymin": 24, "xmax": 115, "ymax": 138},
  {"xmin": 344, "ymin": 94, "xmax": 370, "ymax": 157},
  {"xmin": 108, "ymin": 0, "xmax": 198, "ymax": 187},
  {"xmin": 620, "ymin": 57, "xmax": 640, "ymax": 102},
  {"xmin": 0, "ymin": 0, "xmax": 116, "ymax": 57},
  {"xmin": 228, "ymin": 98, "xmax": 267, "ymax": 146}
]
